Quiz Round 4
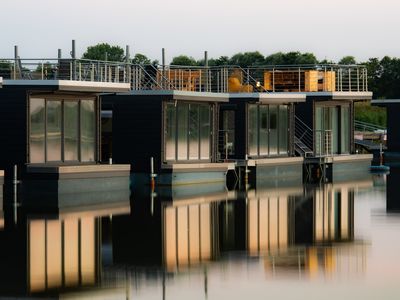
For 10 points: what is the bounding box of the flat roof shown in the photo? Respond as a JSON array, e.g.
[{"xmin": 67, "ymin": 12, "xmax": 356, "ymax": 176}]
[
  {"xmin": 371, "ymin": 99, "xmax": 400, "ymax": 105},
  {"xmin": 120, "ymin": 90, "xmax": 230, "ymax": 102},
  {"xmin": 230, "ymin": 92, "xmax": 306, "ymax": 104},
  {"xmin": 302, "ymin": 91, "xmax": 373, "ymax": 100},
  {"xmin": 3, "ymin": 80, "xmax": 130, "ymax": 93}
]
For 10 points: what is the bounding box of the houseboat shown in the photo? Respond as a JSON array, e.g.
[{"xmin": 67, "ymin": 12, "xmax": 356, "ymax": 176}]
[
  {"xmin": 0, "ymin": 57, "xmax": 131, "ymax": 181},
  {"xmin": 114, "ymin": 64, "xmax": 373, "ymax": 184},
  {"xmin": 371, "ymin": 99, "xmax": 400, "ymax": 163},
  {"xmin": 296, "ymin": 91, "xmax": 374, "ymax": 181},
  {"xmin": 101, "ymin": 90, "xmax": 235, "ymax": 186},
  {"xmin": 220, "ymin": 92, "xmax": 306, "ymax": 184}
]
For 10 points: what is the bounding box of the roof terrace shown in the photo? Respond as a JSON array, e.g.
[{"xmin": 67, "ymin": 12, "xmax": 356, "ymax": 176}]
[{"xmin": 0, "ymin": 58, "xmax": 368, "ymax": 93}]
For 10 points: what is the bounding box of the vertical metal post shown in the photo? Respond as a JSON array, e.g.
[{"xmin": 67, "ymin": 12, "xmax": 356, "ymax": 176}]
[
  {"xmin": 14, "ymin": 45, "xmax": 18, "ymax": 79},
  {"xmin": 357, "ymin": 68, "xmax": 360, "ymax": 92},
  {"xmin": 298, "ymin": 67, "xmax": 301, "ymax": 92},
  {"xmin": 71, "ymin": 40, "xmax": 76, "ymax": 80},
  {"xmin": 125, "ymin": 45, "xmax": 130, "ymax": 63},
  {"xmin": 204, "ymin": 51, "xmax": 208, "ymax": 92},
  {"xmin": 272, "ymin": 68, "xmax": 275, "ymax": 92},
  {"xmin": 348, "ymin": 68, "xmax": 351, "ymax": 92},
  {"xmin": 162, "ymin": 48, "xmax": 166, "ymax": 88}
]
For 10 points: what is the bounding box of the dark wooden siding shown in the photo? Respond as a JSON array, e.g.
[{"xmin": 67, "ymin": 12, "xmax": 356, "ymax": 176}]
[{"xmin": 102, "ymin": 94, "xmax": 163, "ymax": 173}]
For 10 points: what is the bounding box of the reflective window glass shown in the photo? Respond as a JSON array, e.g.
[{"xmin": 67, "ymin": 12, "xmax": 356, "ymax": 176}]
[
  {"xmin": 46, "ymin": 101, "xmax": 62, "ymax": 161},
  {"xmin": 29, "ymin": 98, "xmax": 46, "ymax": 163},
  {"xmin": 279, "ymin": 105, "xmax": 288, "ymax": 155},
  {"xmin": 199, "ymin": 105, "xmax": 211, "ymax": 160},
  {"xmin": 165, "ymin": 103, "xmax": 176, "ymax": 160},
  {"xmin": 269, "ymin": 105, "xmax": 278, "ymax": 155},
  {"xmin": 81, "ymin": 100, "xmax": 96, "ymax": 162},
  {"xmin": 64, "ymin": 101, "xmax": 79, "ymax": 161},
  {"xmin": 248, "ymin": 104, "xmax": 258, "ymax": 156}
]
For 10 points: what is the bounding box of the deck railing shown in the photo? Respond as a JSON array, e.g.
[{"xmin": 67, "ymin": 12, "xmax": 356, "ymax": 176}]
[{"xmin": 0, "ymin": 59, "xmax": 368, "ymax": 93}]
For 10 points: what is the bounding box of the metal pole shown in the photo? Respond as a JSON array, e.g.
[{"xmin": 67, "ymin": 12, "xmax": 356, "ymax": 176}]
[
  {"xmin": 125, "ymin": 45, "xmax": 130, "ymax": 63},
  {"xmin": 71, "ymin": 40, "xmax": 76, "ymax": 80},
  {"xmin": 14, "ymin": 45, "xmax": 18, "ymax": 79},
  {"xmin": 162, "ymin": 48, "xmax": 166, "ymax": 88},
  {"xmin": 58, "ymin": 49, "xmax": 62, "ymax": 59},
  {"xmin": 205, "ymin": 51, "xmax": 208, "ymax": 92}
]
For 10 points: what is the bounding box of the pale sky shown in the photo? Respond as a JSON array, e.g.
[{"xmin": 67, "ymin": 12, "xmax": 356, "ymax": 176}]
[{"xmin": 1, "ymin": 0, "xmax": 399, "ymax": 63}]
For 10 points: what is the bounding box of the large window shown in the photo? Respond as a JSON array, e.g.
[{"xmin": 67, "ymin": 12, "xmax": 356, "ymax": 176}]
[
  {"xmin": 29, "ymin": 97, "xmax": 97, "ymax": 163},
  {"xmin": 247, "ymin": 104, "xmax": 289, "ymax": 157},
  {"xmin": 164, "ymin": 102, "xmax": 212, "ymax": 162}
]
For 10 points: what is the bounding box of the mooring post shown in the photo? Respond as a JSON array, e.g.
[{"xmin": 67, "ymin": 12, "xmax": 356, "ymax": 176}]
[
  {"xmin": 245, "ymin": 154, "xmax": 249, "ymax": 185},
  {"xmin": 150, "ymin": 156, "xmax": 157, "ymax": 189},
  {"xmin": 13, "ymin": 164, "xmax": 19, "ymax": 225}
]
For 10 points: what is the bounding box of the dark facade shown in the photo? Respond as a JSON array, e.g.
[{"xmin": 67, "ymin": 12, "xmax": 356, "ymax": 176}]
[
  {"xmin": 101, "ymin": 91, "xmax": 229, "ymax": 174},
  {"xmin": 295, "ymin": 95, "xmax": 356, "ymax": 155},
  {"xmin": 0, "ymin": 84, "xmax": 100, "ymax": 179},
  {"xmin": 219, "ymin": 94, "xmax": 304, "ymax": 160}
]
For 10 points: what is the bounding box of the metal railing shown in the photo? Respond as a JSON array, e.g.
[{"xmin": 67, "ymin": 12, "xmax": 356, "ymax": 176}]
[
  {"xmin": 218, "ymin": 129, "xmax": 235, "ymax": 161},
  {"xmin": 294, "ymin": 116, "xmax": 314, "ymax": 157},
  {"xmin": 354, "ymin": 120, "xmax": 386, "ymax": 133},
  {"xmin": 0, "ymin": 58, "xmax": 135, "ymax": 83},
  {"xmin": 0, "ymin": 59, "xmax": 369, "ymax": 93},
  {"xmin": 315, "ymin": 130, "xmax": 333, "ymax": 157}
]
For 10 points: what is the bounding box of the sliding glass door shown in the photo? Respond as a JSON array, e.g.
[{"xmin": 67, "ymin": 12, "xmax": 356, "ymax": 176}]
[
  {"xmin": 165, "ymin": 102, "xmax": 212, "ymax": 162},
  {"xmin": 247, "ymin": 104, "xmax": 289, "ymax": 157},
  {"xmin": 315, "ymin": 104, "xmax": 350, "ymax": 155},
  {"xmin": 29, "ymin": 97, "xmax": 97, "ymax": 164}
]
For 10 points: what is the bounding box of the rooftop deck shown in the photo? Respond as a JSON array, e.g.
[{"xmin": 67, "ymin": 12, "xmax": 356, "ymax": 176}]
[{"xmin": 0, "ymin": 58, "xmax": 369, "ymax": 93}]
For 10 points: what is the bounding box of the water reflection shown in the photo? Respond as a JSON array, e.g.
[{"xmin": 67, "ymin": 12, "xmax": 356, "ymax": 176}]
[{"xmin": 0, "ymin": 174, "xmax": 387, "ymax": 299}]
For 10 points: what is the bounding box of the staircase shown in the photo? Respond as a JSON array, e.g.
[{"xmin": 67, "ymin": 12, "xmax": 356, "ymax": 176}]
[{"xmin": 294, "ymin": 116, "xmax": 314, "ymax": 157}]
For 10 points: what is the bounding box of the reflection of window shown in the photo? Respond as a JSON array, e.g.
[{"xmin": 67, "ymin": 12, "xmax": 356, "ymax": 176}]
[{"xmin": 29, "ymin": 97, "xmax": 96, "ymax": 163}]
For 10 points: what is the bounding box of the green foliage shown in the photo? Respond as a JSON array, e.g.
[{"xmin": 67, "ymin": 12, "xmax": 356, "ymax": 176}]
[
  {"xmin": 355, "ymin": 102, "xmax": 387, "ymax": 127},
  {"xmin": 82, "ymin": 43, "xmax": 124, "ymax": 62},
  {"xmin": 265, "ymin": 51, "xmax": 318, "ymax": 65},
  {"xmin": 171, "ymin": 55, "xmax": 198, "ymax": 66},
  {"xmin": 364, "ymin": 56, "xmax": 400, "ymax": 99},
  {"xmin": 228, "ymin": 51, "xmax": 265, "ymax": 67},
  {"xmin": 131, "ymin": 53, "xmax": 151, "ymax": 65},
  {"xmin": 339, "ymin": 56, "xmax": 356, "ymax": 65},
  {"xmin": 208, "ymin": 56, "xmax": 230, "ymax": 66}
]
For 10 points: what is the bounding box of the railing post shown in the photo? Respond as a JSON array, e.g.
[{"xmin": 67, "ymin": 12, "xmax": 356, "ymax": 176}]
[
  {"xmin": 272, "ymin": 68, "xmax": 275, "ymax": 92},
  {"xmin": 298, "ymin": 67, "xmax": 301, "ymax": 92},
  {"xmin": 348, "ymin": 68, "xmax": 351, "ymax": 92},
  {"xmin": 357, "ymin": 67, "xmax": 360, "ymax": 92},
  {"xmin": 41, "ymin": 62, "xmax": 44, "ymax": 80}
]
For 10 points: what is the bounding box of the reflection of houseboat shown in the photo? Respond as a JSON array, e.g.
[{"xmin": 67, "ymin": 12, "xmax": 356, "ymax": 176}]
[
  {"xmin": 111, "ymin": 184, "xmax": 234, "ymax": 272},
  {"xmin": 0, "ymin": 54, "xmax": 131, "ymax": 181},
  {"xmin": 102, "ymin": 91, "xmax": 235, "ymax": 185},
  {"xmin": 0, "ymin": 191, "xmax": 130, "ymax": 296}
]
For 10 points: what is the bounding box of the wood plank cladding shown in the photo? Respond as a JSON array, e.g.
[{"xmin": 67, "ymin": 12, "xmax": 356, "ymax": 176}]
[{"xmin": 264, "ymin": 70, "xmax": 336, "ymax": 92}]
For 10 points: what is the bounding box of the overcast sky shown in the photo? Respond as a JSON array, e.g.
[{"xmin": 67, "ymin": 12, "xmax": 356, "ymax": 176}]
[{"xmin": 1, "ymin": 0, "xmax": 399, "ymax": 63}]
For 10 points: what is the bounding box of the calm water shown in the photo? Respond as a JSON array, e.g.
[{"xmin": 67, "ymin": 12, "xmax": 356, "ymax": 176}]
[{"xmin": 0, "ymin": 168, "xmax": 399, "ymax": 299}]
